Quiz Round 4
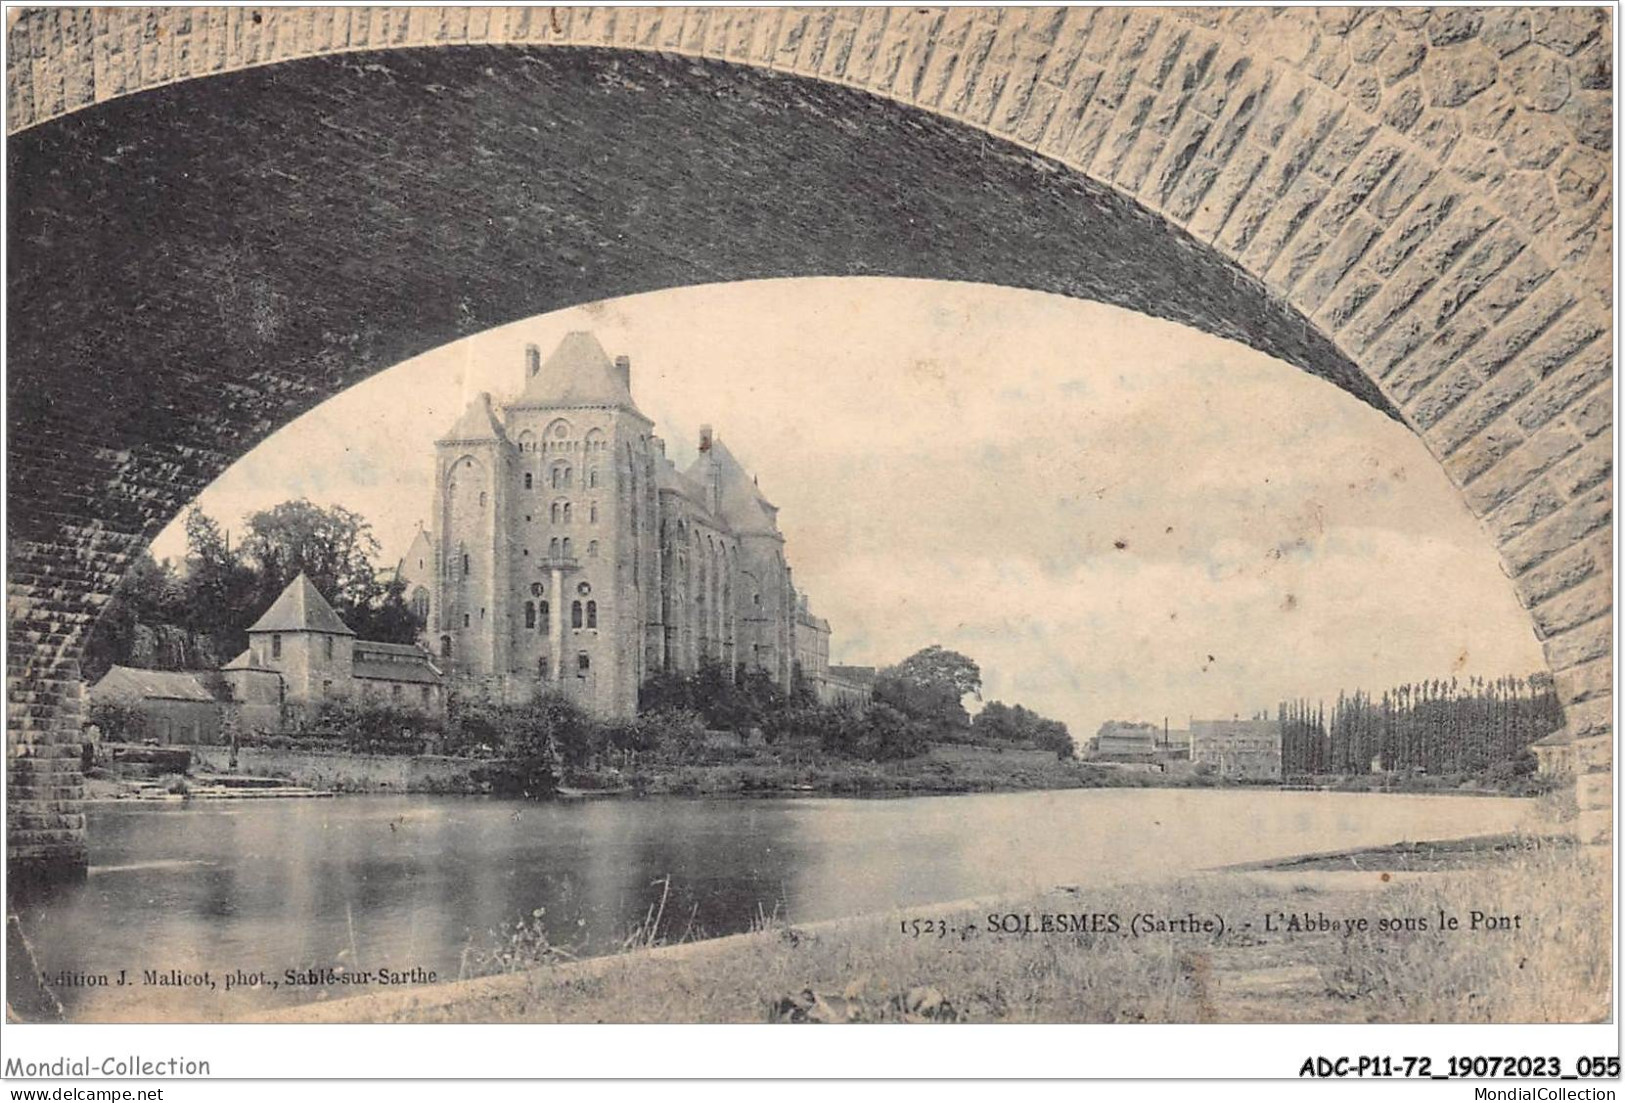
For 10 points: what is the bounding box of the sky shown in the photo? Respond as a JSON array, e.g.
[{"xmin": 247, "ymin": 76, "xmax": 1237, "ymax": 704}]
[{"xmin": 149, "ymin": 277, "xmax": 1546, "ymax": 741}]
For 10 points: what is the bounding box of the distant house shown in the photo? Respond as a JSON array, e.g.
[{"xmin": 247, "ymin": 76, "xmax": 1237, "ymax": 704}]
[
  {"xmin": 1191, "ymin": 718, "xmax": 1282, "ymax": 781},
  {"xmin": 353, "ymin": 640, "xmax": 445, "ymax": 713},
  {"xmin": 88, "ymin": 666, "xmax": 222, "ymax": 745},
  {"xmin": 93, "ymin": 573, "xmax": 445, "ymax": 742},
  {"xmin": 793, "ymin": 594, "xmax": 833, "ymax": 701},
  {"xmin": 1093, "ymin": 721, "xmax": 1160, "ymax": 762},
  {"xmin": 229, "ymin": 573, "xmax": 445, "ymax": 721},
  {"xmin": 1530, "ymin": 726, "xmax": 1580, "ymax": 776}
]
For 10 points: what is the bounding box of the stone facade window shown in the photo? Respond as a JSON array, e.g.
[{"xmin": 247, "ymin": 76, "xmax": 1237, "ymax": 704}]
[
  {"xmin": 525, "ymin": 600, "xmax": 536, "ymax": 629},
  {"xmin": 524, "ymin": 472, "xmax": 533, "ymax": 489},
  {"xmin": 588, "ymin": 540, "xmax": 599, "ymax": 558},
  {"xmin": 325, "ymin": 636, "xmax": 334, "ymax": 661},
  {"xmin": 272, "ymin": 634, "xmax": 282, "ymax": 659},
  {"xmin": 440, "ymin": 635, "xmax": 452, "ymax": 657},
  {"xmin": 577, "ymin": 651, "xmax": 590, "ymax": 675},
  {"xmin": 587, "ymin": 600, "xmax": 598, "ymax": 629},
  {"xmin": 572, "ymin": 600, "xmax": 583, "ymax": 629}
]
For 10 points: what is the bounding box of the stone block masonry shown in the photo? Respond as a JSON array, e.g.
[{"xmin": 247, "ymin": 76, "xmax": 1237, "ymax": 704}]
[{"xmin": 6, "ymin": 8, "xmax": 1612, "ymax": 876}]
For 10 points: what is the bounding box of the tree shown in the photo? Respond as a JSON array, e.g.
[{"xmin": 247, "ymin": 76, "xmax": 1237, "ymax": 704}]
[
  {"xmin": 638, "ymin": 660, "xmax": 787, "ymax": 735},
  {"xmin": 87, "ymin": 697, "xmax": 149, "ymax": 742},
  {"xmin": 238, "ymin": 499, "xmax": 387, "ymax": 622},
  {"xmin": 972, "ymin": 700, "xmax": 1075, "ymax": 758},
  {"xmin": 889, "ymin": 645, "xmax": 982, "ymax": 699},
  {"xmin": 180, "ymin": 507, "xmax": 260, "ymax": 647},
  {"xmin": 873, "ymin": 646, "xmax": 981, "ymax": 732},
  {"xmin": 82, "ymin": 552, "xmax": 190, "ymax": 681}
]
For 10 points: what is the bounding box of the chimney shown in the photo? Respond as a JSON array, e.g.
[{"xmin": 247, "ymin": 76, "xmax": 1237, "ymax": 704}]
[
  {"xmin": 699, "ymin": 424, "xmax": 713, "ymax": 453},
  {"xmin": 614, "ymin": 354, "xmax": 631, "ymax": 391},
  {"xmin": 525, "ymin": 343, "xmax": 541, "ymax": 379}
]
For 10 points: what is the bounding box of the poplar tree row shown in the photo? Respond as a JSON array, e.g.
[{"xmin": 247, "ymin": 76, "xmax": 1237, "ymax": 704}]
[{"xmin": 1279, "ymin": 673, "xmax": 1562, "ymax": 778}]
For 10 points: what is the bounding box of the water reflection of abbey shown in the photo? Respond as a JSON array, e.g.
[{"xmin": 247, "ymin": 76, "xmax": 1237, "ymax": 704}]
[{"xmin": 399, "ymin": 331, "xmax": 836, "ymax": 718}]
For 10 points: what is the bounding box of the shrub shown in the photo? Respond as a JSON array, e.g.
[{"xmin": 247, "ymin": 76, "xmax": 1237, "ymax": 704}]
[
  {"xmin": 88, "ymin": 697, "xmax": 149, "ymax": 742},
  {"xmin": 307, "ymin": 699, "xmax": 437, "ymax": 755}
]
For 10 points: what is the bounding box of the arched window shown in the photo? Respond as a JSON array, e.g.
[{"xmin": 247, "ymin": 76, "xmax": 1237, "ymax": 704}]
[
  {"xmin": 479, "ymin": 491, "xmax": 487, "ymax": 507},
  {"xmin": 589, "ymin": 469, "xmax": 599, "ymax": 488},
  {"xmin": 587, "ymin": 600, "xmax": 598, "ymax": 629},
  {"xmin": 440, "ymin": 635, "xmax": 452, "ymax": 657},
  {"xmin": 562, "ymin": 537, "xmax": 573, "ymax": 559},
  {"xmin": 551, "ymin": 462, "xmax": 572, "ymax": 489},
  {"xmin": 524, "ymin": 472, "xmax": 533, "ymax": 489},
  {"xmin": 549, "ymin": 537, "xmax": 560, "ymax": 557},
  {"xmin": 462, "ymin": 613, "xmax": 470, "ymax": 628},
  {"xmin": 551, "ymin": 502, "xmax": 561, "ymax": 524},
  {"xmin": 462, "ymin": 553, "xmax": 470, "ymax": 576},
  {"xmin": 563, "ymin": 503, "xmax": 573, "ymax": 525},
  {"xmin": 588, "ymin": 540, "xmax": 599, "ymax": 558},
  {"xmin": 324, "ymin": 636, "xmax": 334, "ymax": 661},
  {"xmin": 539, "ymin": 600, "xmax": 549, "ymax": 626},
  {"xmin": 526, "ymin": 343, "xmax": 541, "ymax": 377},
  {"xmin": 571, "ymin": 600, "xmax": 583, "ymax": 629},
  {"xmin": 525, "ymin": 601, "xmax": 536, "ymax": 629},
  {"xmin": 589, "ymin": 502, "xmax": 598, "ymax": 524}
]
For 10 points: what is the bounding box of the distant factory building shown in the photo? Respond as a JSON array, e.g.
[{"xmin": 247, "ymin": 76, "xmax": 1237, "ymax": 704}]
[{"xmin": 1190, "ymin": 718, "xmax": 1282, "ymax": 781}]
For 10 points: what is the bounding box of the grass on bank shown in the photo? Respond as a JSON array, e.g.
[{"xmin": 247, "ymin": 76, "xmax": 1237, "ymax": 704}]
[{"xmin": 374, "ymin": 833, "xmax": 1604, "ymax": 1025}]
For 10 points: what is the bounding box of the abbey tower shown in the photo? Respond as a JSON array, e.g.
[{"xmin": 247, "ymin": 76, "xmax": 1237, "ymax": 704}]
[{"xmin": 427, "ymin": 332, "xmax": 830, "ymax": 718}]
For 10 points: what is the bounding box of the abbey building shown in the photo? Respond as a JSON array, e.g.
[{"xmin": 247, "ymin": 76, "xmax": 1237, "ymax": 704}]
[{"xmin": 414, "ymin": 331, "xmax": 840, "ymax": 718}]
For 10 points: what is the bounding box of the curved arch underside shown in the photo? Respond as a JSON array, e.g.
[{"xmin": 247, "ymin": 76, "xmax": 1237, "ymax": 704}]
[
  {"xmin": 8, "ymin": 45, "xmax": 1379, "ymax": 551},
  {"xmin": 6, "ymin": 22, "xmax": 1612, "ymax": 875}
]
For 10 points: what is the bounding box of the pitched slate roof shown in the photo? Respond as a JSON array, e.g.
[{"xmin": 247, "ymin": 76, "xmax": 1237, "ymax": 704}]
[
  {"xmin": 352, "ymin": 659, "xmax": 443, "ymax": 685},
  {"xmin": 654, "ymin": 456, "xmax": 733, "ymax": 535},
  {"xmin": 439, "ymin": 391, "xmax": 508, "ymax": 444},
  {"xmin": 513, "ymin": 331, "xmax": 643, "ymax": 414},
  {"xmin": 222, "ymin": 649, "xmax": 276, "ymax": 672},
  {"xmin": 685, "ymin": 436, "xmax": 780, "ymax": 537},
  {"xmin": 92, "ymin": 665, "xmax": 218, "ymax": 703},
  {"xmin": 246, "ymin": 573, "xmax": 355, "ymax": 636},
  {"xmin": 354, "ymin": 640, "xmax": 434, "ymax": 658}
]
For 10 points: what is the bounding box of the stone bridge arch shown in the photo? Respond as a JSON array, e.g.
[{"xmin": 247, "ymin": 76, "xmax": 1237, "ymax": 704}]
[{"xmin": 7, "ymin": 7, "xmax": 1612, "ymax": 878}]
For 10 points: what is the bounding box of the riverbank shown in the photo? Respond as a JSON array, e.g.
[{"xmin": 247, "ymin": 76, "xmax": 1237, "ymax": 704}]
[
  {"xmin": 169, "ymin": 741, "xmax": 1550, "ymax": 799},
  {"xmin": 267, "ymin": 832, "xmax": 1603, "ymax": 1024}
]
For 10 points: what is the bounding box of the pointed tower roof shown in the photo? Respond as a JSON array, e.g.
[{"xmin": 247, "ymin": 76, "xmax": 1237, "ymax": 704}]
[
  {"xmin": 439, "ymin": 392, "xmax": 507, "ymax": 444},
  {"xmin": 685, "ymin": 435, "xmax": 781, "ymax": 537},
  {"xmin": 246, "ymin": 573, "xmax": 356, "ymax": 636},
  {"xmin": 512, "ymin": 331, "xmax": 644, "ymax": 414}
]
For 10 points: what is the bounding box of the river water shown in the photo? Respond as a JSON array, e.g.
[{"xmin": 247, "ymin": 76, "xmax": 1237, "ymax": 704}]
[{"xmin": 14, "ymin": 788, "xmax": 1540, "ymax": 1020}]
